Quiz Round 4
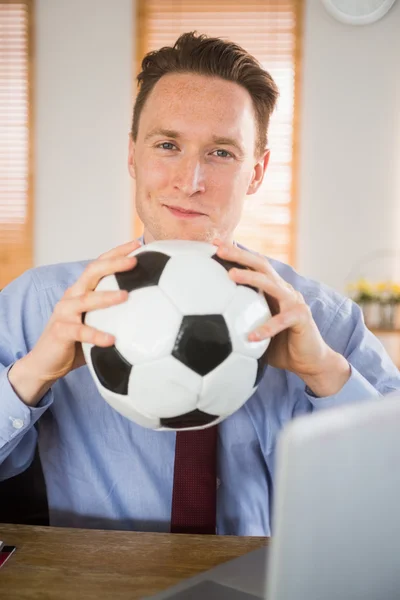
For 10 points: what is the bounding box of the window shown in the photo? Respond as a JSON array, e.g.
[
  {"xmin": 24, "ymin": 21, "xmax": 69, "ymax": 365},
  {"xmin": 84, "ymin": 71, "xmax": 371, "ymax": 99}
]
[
  {"xmin": 135, "ymin": 0, "xmax": 303, "ymax": 266},
  {"xmin": 0, "ymin": 0, "xmax": 33, "ymax": 289}
]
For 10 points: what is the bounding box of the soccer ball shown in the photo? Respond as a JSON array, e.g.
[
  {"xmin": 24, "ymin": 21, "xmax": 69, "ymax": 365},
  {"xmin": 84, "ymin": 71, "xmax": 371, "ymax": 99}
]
[{"xmin": 82, "ymin": 240, "xmax": 271, "ymax": 431}]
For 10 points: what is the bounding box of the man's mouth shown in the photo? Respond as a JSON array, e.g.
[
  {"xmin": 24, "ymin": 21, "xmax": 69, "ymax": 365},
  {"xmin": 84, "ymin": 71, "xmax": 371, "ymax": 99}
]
[{"xmin": 164, "ymin": 205, "xmax": 206, "ymax": 219}]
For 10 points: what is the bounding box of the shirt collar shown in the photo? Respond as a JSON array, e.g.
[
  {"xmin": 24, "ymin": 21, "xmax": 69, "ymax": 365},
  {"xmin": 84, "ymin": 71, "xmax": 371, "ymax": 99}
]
[{"xmin": 138, "ymin": 235, "xmax": 238, "ymax": 248}]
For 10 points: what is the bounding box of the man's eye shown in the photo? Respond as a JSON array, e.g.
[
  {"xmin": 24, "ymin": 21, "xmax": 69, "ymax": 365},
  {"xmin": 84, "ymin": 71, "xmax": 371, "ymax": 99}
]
[
  {"xmin": 157, "ymin": 142, "xmax": 176, "ymax": 150},
  {"xmin": 213, "ymin": 149, "xmax": 232, "ymax": 159}
]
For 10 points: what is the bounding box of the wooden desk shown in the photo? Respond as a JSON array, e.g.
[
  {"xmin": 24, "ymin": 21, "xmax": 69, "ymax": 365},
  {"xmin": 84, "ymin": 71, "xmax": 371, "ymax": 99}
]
[{"xmin": 0, "ymin": 524, "xmax": 268, "ymax": 599}]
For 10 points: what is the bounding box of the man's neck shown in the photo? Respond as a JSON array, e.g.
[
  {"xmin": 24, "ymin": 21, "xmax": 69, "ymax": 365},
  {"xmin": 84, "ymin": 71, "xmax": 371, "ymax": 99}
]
[{"xmin": 141, "ymin": 229, "xmax": 235, "ymax": 246}]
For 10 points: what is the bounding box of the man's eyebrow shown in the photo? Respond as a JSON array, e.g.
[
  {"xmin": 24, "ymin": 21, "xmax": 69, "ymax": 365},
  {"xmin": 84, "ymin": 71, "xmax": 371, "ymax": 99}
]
[
  {"xmin": 144, "ymin": 128, "xmax": 245, "ymax": 154},
  {"xmin": 211, "ymin": 136, "xmax": 245, "ymax": 155},
  {"xmin": 144, "ymin": 128, "xmax": 181, "ymax": 142}
]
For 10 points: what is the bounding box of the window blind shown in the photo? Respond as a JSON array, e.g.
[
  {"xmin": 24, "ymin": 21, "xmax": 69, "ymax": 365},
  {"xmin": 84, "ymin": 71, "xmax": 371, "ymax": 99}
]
[
  {"xmin": 0, "ymin": 0, "xmax": 33, "ymax": 289},
  {"xmin": 135, "ymin": 0, "xmax": 303, "ymax": 265}
]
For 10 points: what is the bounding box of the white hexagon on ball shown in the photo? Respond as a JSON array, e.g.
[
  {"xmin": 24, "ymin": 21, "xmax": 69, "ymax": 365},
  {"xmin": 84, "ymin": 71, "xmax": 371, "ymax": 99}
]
[
  {"xmin": 198, "ymin": 352, "xmax": 258, "ymax": 416},
  {"xmin": 95, "ymin": 273, "xmax": 120, "ymax": 292},
  {"xmin": 113, "ymin": 286, "xmax": 182, "ymax": 365},
  {"xmin": 224, "ymin": 285, "xmax": 271, "ymax": 359},
  {"xmin": 84, "ymin": 280, "xmax": 125, "ymax": 338},
  {"xmin": 128, "ymin": 355, "xmax": 202, "ymax": 419},
  {"xmin": 159, "ymin": 253, "xmax": 236, "ymax": 315},
  {"xmin": 99, "ymin": 383, "xmax": 160, "ymax": 430}
]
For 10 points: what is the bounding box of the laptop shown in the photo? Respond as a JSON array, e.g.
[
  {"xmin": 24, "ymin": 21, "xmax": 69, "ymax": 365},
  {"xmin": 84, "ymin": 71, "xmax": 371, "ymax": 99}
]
[{"xmin": 144, "ymin": 392, "xmax": 400, "ymax": 599}]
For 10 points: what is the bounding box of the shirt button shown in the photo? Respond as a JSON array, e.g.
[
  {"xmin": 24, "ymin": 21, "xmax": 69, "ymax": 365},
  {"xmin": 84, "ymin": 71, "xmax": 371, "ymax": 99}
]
[
  {"xmin": 11, "ymin": 418, "xmax": 24, "ymax": 430},
  {"xmin": 216, "ymin": 478, "xmax": 221, "ymax": 489}
]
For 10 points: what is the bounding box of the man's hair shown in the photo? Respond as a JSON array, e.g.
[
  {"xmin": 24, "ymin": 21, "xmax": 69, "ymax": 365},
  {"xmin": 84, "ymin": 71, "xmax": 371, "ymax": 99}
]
[{"xmin": 131, "ymin": 32, "xmax": 279, "ymax": 158}]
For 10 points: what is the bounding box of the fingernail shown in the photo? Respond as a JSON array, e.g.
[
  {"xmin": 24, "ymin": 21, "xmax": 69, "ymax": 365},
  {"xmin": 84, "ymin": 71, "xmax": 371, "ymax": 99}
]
[{"xmin": 249, "ymin": 331, "xmax": 261, "ymax": 341}]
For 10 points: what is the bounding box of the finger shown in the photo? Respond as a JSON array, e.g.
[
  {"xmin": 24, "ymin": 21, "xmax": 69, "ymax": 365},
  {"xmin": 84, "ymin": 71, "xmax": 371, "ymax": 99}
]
[
  {"xmin": 56, "ymin": 290, "xmax": 129, "ymax": 320},
  {"xmin": 249, "ymin": 304, "xmax": 312, "ymax": 341},
  {"xmin": 228, "ymin": 267, "xmax": 296, "ymax": 306},
  {"xmin": 67, "ymin": 255, "xmax": 137, "ymax": 298},
  {"xmin": 214, "ymin": 239, "xmax": 280, "ymax": 282},
  {"xmin": 98, "ymin": 239, "xmax": 142, "ymax": 260},
  {"xmin": 52, "ymin": 320, "xmax": 116, "ymax": 347}
]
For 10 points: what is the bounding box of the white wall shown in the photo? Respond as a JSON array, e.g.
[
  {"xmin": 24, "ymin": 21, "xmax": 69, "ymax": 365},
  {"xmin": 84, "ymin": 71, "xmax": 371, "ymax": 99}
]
[
  {"xmin": 297, "ymin": 0, "xmax": 400, "ymax": 291},
  {"xmin": 34, "ymin": 0, "xmax": 134, "ymax": 266},
  {"xmin": 34, "ymin": 0, "xmax": 400, "ymax": 294}
]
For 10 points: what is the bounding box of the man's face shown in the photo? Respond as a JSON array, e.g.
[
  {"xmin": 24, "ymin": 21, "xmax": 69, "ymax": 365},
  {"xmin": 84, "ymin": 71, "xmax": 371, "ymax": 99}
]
[{"xmin": 128, "ymin": 73, "xmax": 269, "ymax": 244}]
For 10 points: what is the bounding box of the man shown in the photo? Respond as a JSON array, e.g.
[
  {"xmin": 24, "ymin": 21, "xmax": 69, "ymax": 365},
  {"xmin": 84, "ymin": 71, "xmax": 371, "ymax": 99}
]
[{"xmin": 1, "ymin": 32, "xmax": 399, "ymax": 536}]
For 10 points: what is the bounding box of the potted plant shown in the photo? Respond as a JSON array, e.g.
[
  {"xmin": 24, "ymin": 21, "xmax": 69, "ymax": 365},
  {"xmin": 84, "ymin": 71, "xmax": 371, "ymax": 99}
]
[
  {"xmin": 347, "ymin": 279, "xmax": 400, "ymax": 330},
  {"xmin": 347, "ymin": 279, "xmax": 379, "ymax": 329}
]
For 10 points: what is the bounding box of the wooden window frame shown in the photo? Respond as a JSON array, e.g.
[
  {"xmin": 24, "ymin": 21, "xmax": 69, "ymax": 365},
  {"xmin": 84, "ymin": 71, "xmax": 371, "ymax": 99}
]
[{"xmin": 0, "ymin": 0, "xmax": 34, "ymax": 288}]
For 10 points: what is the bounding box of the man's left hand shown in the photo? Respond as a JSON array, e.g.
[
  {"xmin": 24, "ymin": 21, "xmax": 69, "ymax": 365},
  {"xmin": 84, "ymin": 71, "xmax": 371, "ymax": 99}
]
[{"xmin": 213, "ymin": 240, "xmax": 351, "ymax": 398}]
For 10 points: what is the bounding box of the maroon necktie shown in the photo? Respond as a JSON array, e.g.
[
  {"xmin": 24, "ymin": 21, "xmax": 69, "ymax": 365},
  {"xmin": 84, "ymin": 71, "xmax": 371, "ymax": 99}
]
[{"xmin": 170, "ymin": 425, "xmax": 218, "ymax": 534}]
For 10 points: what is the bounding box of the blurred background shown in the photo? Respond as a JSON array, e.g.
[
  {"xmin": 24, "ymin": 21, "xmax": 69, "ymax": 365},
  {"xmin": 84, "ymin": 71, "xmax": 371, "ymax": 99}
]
[{"xmin": 1, "ymin": 0, "xmax": 400, "ymax": 364}]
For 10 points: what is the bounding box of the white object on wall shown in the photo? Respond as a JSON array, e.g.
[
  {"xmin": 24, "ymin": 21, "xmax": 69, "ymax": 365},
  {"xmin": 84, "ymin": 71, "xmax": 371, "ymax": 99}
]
[{"xmin": 321, "ymin": 0, "xmax": 397, "ymax": 25}]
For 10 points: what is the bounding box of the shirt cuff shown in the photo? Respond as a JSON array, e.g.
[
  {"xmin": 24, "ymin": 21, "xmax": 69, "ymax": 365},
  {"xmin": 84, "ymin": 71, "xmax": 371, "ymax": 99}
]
[
  {"xmin": 305, "ymin": 364, "xmax": 380, "ymax": 411},
  {"xmin": 0, "ymin": 364, "xmax": 53, "ymax": 446}
]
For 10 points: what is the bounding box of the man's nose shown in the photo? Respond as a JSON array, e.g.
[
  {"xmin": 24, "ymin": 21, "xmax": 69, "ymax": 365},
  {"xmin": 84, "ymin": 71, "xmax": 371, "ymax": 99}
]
[{"xmin": 173, "ymin": 157, "xmax": 206, "ymax": 196}]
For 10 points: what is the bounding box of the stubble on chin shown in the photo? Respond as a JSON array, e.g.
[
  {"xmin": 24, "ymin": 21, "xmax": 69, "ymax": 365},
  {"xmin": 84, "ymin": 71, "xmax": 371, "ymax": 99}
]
[
  {"xmin": 152, "ymin": 224, "xmax": 215, "ymax": 243},
  {"xmin": 143, "ymin": 211, "xmax": 217, "ymax": 244}
]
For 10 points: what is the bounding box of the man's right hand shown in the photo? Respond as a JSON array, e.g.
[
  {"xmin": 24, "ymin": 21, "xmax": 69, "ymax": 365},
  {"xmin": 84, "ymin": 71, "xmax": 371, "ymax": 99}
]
[{"xmin": 8, "ymin": 239, "xmax": 141, "ymax": 406}]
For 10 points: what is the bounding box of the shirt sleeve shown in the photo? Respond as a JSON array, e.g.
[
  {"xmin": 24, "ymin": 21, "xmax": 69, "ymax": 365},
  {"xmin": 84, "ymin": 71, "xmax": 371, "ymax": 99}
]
[
  {"xmin": 305, "ymin": 297, "xmax": 400, "ymax": 410},
  {"xmin": 305, "ymin": 363, "xmax": 381, "ymax": 411},
  {"xmin": 0, "ymin": 270, "xmax": 53, "ymax": 479}
]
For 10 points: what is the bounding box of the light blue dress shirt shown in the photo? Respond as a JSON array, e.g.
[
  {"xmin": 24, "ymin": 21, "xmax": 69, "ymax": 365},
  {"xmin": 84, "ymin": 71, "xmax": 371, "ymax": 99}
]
[{"xmin": 1, "ymin": 246, "xmax": 400, "ymax": 535}]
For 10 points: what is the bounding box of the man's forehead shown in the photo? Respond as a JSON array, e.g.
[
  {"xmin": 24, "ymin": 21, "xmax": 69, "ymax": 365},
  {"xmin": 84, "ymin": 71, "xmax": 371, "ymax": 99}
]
[
  {"xmin": 140, "ymin": 73, "xmax": 256, "ymax": 140},
  {"xmin": 153, "ymin": 72, "xmax": 245, "ymax": 93},
  {"xmin": 146, "ymin": 72, "xmax": 253, "ymax": 113}
]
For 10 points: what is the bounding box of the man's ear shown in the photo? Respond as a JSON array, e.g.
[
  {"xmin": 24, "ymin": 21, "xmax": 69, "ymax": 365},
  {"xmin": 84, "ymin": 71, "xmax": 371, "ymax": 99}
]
[
  {"xmin": 247, "ymin": 149, "xmax": 270, "ymax": 195},
  {"xmin": 128, "ymin": 133, "xmax": 136, "ymax": 179}
]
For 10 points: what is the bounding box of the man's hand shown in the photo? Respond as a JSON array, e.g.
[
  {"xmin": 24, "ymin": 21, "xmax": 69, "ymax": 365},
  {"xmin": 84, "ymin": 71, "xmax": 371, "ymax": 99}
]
[
  {"xmin": 213, "ymin": 240, "xmax": 351, "ymax": 397},
  {"xmin": 8, "ymin": 239, "xmax": 141, "ymax": 407}
]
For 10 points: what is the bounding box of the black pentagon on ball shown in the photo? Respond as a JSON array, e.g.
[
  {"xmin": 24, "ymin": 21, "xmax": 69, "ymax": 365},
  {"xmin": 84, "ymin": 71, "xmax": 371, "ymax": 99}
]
[
  {"xmin": 255, "ymin": 349, "xmax": 268, "ymax": 387},
  {"xmin": 212, "ymin": 254, "xmax": 258, "ymax": 294},
  {"xmin": 172, "ymin": 314, "xmax": 232, "ymax": 376},
  {"xmin": 115, "ymin": 251, "xmax": 170, "ymax": 293},
  {"xmin": 161, "ymin": 409, "xmax": 218, "ymax": 429},
  {"xmin": 91, "ymin": 345, "xmax": 132, "ymax": 394}
]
